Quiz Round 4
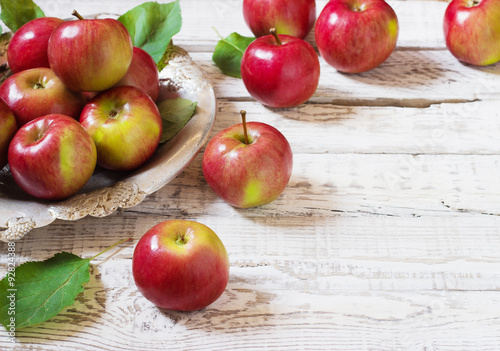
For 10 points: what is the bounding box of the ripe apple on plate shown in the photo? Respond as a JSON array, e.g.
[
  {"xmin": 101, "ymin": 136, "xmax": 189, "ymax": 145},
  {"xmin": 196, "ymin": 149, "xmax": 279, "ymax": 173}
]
[
  {"xmin": 0, "ymin": 99, "xmax": 17, "ymax": 169},
  {"xmin": 315, "ymin": 0, "xmax": 399, "ymax": 73},
  {"xmin": 79, "ymin": 85, "xmax": 162, "ymax": 171},
  {"xmin": 8, "ymin": 114, "xmax": 97, "ymax": 200},
  {"xmin": 203, "ymin": 110, "xmax": 293, "ymax": 208},
  {"xmin": 132, "ymin": 220, "xmax": 230, "ymax": 311},
  {"xmin": 243, "ymin": 0, "xmax": 316, "ymax": 39},
  {"xmin": 48, "ymin": 10, "xmax": 133, "ymax": 92},
  {"xmin": 241, "ymin": 29, "xmax": 320, "ymax": 108},
  {"xmin": 114, "ymin": 47, "xmax": 160, "ymax": 102},
  {"xmin": 7, "ymin": 17, "xmax": 64, "ymax": 73},
  {"xmin": 443, "ymin": 0, "xmax": 500, "ymax": 66},
  {"xmin": 0, "ymin": 67, "xmax": 86, "ymax": 127}
]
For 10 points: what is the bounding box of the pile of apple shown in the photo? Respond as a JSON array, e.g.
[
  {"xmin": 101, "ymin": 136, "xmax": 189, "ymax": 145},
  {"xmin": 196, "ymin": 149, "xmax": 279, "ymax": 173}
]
[{"xmin": 0, "ymin": 12, "xmax": 162, "ymax": 200}]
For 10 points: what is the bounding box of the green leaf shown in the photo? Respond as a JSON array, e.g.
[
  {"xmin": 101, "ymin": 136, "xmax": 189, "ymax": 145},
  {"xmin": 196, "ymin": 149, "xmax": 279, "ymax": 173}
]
[
  {"xmin": 0, "ymin": 253, "xmax": 90, "ymax": 329},
  {"xmin": 212, "ymin": 29, "xmax": 255, "ymax": 78},
  {"xmin": 118, "ymin": 0, "xmax": 182, "ymax": 65},
  {"xmin": 0, "ymin": 0, "xmax": 45, "ymax": 32},
  {"xmin": 158, "ymin": 98, "xmax": 197, "ymax": 143}
]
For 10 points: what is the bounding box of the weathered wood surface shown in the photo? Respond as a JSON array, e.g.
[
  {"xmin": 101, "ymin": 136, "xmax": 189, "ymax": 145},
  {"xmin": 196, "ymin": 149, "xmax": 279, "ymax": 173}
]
[{"xmin": 2, "ymin": 0, "xmax": 500, "ymax": 350}]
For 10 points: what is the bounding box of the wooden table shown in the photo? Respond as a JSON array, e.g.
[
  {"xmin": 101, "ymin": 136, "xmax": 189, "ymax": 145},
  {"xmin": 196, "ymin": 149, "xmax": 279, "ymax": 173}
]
[{"xmin": 2, "ymin": 0, "xmax": 500, "ymax": 350}]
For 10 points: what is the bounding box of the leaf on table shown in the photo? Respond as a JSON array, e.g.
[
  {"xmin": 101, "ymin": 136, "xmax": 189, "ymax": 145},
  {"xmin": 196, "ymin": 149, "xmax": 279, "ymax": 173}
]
[
  {"xmin": 158, "ymin": 98, "xmax": 197, "ymax": 144},
  {"xmin": 0, "ymin": 0, "xmax": 45, "ymax": 32},
  {"xmin": 0, "ymin": 252, "xmax": 90, "ymax": 329},
  {"xmin": 212, "ymin": 29, "xmax": 255, "ymax": 78},
  {"xmin": 118, "ymin": 0, "xmax": 182, "ymax": 66}
]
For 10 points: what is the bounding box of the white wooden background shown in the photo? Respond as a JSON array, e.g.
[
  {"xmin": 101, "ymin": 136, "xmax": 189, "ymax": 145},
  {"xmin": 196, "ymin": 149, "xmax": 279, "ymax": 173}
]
[{"xmin": 2, "ymin": 0, "xmax": 500, "ymax": 350}]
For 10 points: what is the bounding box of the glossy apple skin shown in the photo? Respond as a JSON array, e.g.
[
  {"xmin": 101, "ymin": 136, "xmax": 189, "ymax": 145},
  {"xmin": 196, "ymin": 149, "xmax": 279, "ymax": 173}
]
[
  {"xmin": 79, "ymin": 86, "xmax": 162, "ymax": 171},
  {"xmin": 114, "ymin": 47, "xmax": 160, "ymax": 102},
  {"xmin": 315, "ymin": 0, "xmax": 399, "ymax": 73},
  {"xmin": 241, "ymin": 34, "xmax": 320, "ymax": 108},
  {"xmin": 132, "ymin": 220, "xmax": 230, "ymax": 311},
  {"xmin": 7, "ymin": 17, "xmax": 64, "ymax": 74},
  {"xmin": 0, "ymin": 68, "xmax": 86, "ymax": 127},
  {"xmin": 203, "ymin": 121, "xmax": 293, "ymax": 208},
  {"xmin": 444, "ymin": 0, "xmax": 500, "ymax": 66},
  {"xmin": 48, "ymin": 18, "xmax": 132, "ymax": 92},
  {"xmin": 243, "ymin": 0, "xmax": 316, "ymax": 39},
  {"xmin": 0, "ymin": 99, "xmax": 17, "ymax": 168},
  {"xmin": 8, "ymin": 114, "xmax": 97, "ymax": 200}
]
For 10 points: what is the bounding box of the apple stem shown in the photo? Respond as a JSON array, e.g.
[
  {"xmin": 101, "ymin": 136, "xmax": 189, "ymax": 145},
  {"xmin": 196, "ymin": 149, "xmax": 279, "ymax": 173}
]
[
  {"xmin": 72, "ymin": 10, "xmax": 85, "ymax": 20},
  {"xmin": 269, "ymin": 28, "xmax": 282, "ymax": 46},
  {"xmin": 89, "ymin": 238, "xmax": 133, "ymax": 261},
  {"xmin": 241, "ymin": 110, "xmax": 249, "ymax": 145}
]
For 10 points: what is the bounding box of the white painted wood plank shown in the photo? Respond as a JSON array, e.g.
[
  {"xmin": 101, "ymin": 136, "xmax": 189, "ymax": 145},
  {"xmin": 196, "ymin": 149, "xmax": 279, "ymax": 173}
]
[
  {"xmin": 1, "ymin": 263, "xmax": 499, "ymax": 350},
  {"xmin": 125, "ymin": 152, "xmax": 500, "ymax": 218},
  {"xmin": 190, "ymin": 50, "xmax": 500, "ymax": 105},
  {"xmin": 7, "ymin": 212, "xmax": 500, "ymax": 291},
  {"xmin": 213, "ymin": 100, "xmax": 500, "ymax": 155}
]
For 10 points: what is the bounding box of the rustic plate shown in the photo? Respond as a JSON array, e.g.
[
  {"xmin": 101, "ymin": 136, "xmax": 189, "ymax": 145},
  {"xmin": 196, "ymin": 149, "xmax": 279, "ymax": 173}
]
[{"xmin": 0, "ymin": 42, "xmax": 216, "ymax": 241}]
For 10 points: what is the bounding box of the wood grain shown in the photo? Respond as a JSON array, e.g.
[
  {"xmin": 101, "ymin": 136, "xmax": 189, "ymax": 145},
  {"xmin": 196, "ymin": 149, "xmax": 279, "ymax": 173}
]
[{"xmin": 1, "ymin": 0, "xmax": 500, "ymax": 350}]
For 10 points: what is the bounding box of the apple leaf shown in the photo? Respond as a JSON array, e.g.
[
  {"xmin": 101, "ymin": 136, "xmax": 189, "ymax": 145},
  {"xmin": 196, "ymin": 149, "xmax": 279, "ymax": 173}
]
[
  {"xmin": 118, "ymin": 0, "xmax": 182, "ymax": 67},
  {"xmin": 0, "ymin": 0, "xmax": 45, "ymax": 32},
  {"xmin": 158, "ymin": 98, "xmax": 197, "ymax": 144},
  {"xmin": 0, "ymin": 238, "xmax": 131, "ymax": 330},
  {"xmin": 0, "ymin": 253, "xmax": 90, "ymax": 329},
  {"xmin": 212, "ymin": 29, "xmax": 255, "ymax": 78}
]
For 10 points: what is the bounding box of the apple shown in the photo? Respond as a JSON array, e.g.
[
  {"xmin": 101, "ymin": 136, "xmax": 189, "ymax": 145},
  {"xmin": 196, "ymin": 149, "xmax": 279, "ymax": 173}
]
[
  {"xmin": 8, "ymin": 114, "xmax": 96, "ymax": 200},
  {"xmin": 0, "ymin": 99, "xmax": 17, "ymax": 168},
  {"xmin": 203, "ymin": 110, "xmax": 293, "ymax": 208},
  {"xmin": 47, "ymin": 11, "xmax": 133, "ymax": 92},
  {"xmin": 79, "ymin": 85, "xmax": 162, "ymax": 171},
  {"xmin": 0, "ymin": 67, "xmax": 86, "ymax": 127},
  {"xmin": 315, "ymin": 0, "xmax": 399, "ymax": 73},
  {"xmin": 241, "ymin": 29, "xmax": 320, "ymax": 108},
  {"xmin": 443, "ymin": 0, "xmax": 500, "ymax": 66},
  {"xmin": 243, "ymin": 0, "xmax": 316, "ymax": 39},
  {"xmin": 114, "ymin": 47, "xmax": 160, "ymax": 102},
  {"xmin": 7, "ymin": 17, "xmax": 64, "ymax": 74},
  {"xmin": 132, "ymin": 220, "xmax": 230, "ymax": 311}
]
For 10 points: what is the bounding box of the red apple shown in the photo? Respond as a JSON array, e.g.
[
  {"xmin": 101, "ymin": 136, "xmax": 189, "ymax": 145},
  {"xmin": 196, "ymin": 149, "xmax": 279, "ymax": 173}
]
[
  {"xmin": 0, "ymin": 67, "xmax": 86, "ymax": 127},
  {"xmin": 0, "ymin": 99, "xmax": 17, "ymax": 168},
  {"xmin": 241, "ymin": 29, "xmax": 320, "ymax": 108},
  {"xmin": 243, "ymin": 0, "xmax": 316, "ymax": 39},
  {"xmin": 443, "ymin": 0, "xmax": 500, "ymax": 66},
  {"xmin": 203, "ymin": 111, "xmax": 293, "ymax": 208},
  {"xmin": 114, "ymin": 47, "xmax": 160, "ymax": 102},
  {"xmin": 132, "ymin": 220, "xmax": 230, "ymax": 311},
  {"xmin": 79, "ymin": 86, "xmax": 162, "ymax": 171},
  {"xmin": 7, "ymin": 17, "xmax": 64, "ymax": 74},
  {"xmin": 47, "ymin": 11, "xmax": 133, "ymax": 92},
  {"xmin": 8, "ymin": 114, "xmax": 97, "ymax": 200},
  {"xmin": 315, "ymin": 0, "xmax": 399, "ymax": 73}
]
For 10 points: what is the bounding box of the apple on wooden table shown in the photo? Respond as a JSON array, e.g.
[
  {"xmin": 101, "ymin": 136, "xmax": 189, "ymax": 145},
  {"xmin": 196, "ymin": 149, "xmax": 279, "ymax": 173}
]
[
  {"xmin": 0, "ymin": 67, "xmax": 87, "ymax": 127},
  {"xmin": 132, "ymin": 220, "xmax": 230, "ymax": 311},
  {"xmin": 48, "ymin": 10, "xmax": 133, "ymax": 92},
  {"xmin": 203, "ymin": 110, "xmax": 293, "ymax": 208},
  {"xmin": 241, "ymin": 28, "xmax": 320, "ymax": 108},
  {"xmin": 315, "ymin": 0, "xmax": 399, "ymax": 73},
  {"xmin": 443, "ymin": 0, "xmax": 500, "ymax": 66},
  {"xmin": 0, "ymin": 99, "xmax": 17, "ymax": 169},
  {"xmin": 79, "ymin": 85, "xmax": 162, "ymax": 171},
  {"xmin": 8, "ymin": 114, "xmax": 97, "ymax": 200},
  {"xmin": 243, "ymin": 0, "xmax": 316, "ymax": 39},
  {"xmin": 7, "ymin": 17, "xmax": 64, "ymax": 74}
]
